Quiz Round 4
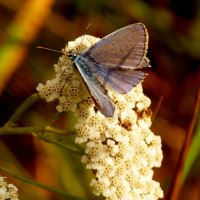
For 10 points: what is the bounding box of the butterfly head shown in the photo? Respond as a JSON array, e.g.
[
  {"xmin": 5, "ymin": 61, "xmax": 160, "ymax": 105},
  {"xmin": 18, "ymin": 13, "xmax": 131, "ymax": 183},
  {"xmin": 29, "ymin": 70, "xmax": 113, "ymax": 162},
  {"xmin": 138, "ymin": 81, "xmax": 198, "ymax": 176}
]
[
  {"xmin": 68, "ymin": 52, "xmax": 78, "ymax": 61},
  {"xmin": 63, "ymin": 49, "xmax": 78, "ymax": 61}
]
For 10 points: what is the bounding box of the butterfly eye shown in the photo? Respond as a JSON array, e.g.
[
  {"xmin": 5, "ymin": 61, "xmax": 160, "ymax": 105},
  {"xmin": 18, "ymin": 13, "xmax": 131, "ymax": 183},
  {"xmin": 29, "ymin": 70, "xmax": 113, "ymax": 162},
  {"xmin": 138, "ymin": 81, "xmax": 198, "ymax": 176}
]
[{"xmin": 69, "ymin": 52, "xmax": 77, "ymax": 61}]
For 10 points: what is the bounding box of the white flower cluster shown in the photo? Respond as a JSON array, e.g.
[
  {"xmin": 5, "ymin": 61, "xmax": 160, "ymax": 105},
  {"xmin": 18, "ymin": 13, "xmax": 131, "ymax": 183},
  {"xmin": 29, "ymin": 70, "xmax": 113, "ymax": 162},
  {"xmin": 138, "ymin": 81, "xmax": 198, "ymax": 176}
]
[
  {"xmin": 36, "ymin": 35, "xmax": 163, "ymax": 200},
  {"xmin": 0, "ymin": 177, "xmax": 19, "ymax": 200}
]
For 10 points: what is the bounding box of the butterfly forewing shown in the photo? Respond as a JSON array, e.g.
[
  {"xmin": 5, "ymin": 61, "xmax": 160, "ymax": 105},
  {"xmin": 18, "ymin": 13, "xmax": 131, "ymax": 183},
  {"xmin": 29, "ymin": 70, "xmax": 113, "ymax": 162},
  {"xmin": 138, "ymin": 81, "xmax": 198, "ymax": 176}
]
[
  {"xmin": 74, "ymin": 57, "xmax": 115, "ymax": 117},
  {"xmin": 82, "ymin": 23, "xmax": 148, "ymax": 68}
]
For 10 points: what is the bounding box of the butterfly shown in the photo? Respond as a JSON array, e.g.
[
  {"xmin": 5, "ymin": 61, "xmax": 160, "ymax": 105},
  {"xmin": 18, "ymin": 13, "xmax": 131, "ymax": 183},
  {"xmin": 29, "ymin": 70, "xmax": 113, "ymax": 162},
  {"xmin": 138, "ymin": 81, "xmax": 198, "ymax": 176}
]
[{"xmin": 67, "ymin": 23, "xmax": 149, "ymax": 117}]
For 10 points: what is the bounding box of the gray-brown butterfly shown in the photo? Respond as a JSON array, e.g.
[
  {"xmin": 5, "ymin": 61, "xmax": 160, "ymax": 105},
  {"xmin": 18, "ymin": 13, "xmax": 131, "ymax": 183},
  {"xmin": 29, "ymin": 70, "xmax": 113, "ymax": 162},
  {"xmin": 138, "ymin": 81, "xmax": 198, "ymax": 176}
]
[{"xmin": 68, "ymin": 23, "xmax": 149, "ymax": 117}]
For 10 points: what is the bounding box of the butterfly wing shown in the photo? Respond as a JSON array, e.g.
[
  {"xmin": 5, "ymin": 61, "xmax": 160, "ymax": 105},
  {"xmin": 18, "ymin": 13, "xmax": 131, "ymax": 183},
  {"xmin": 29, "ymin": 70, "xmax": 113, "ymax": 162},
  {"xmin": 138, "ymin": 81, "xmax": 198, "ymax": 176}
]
[
  {"xmin": 80, "ymin": 54, "xmax": 149, "ymax": 94},
  {"xmin": 97, "ymin": 66, "xmax": 146, "ymax": 94},
  {"xmin": 99, "ymin": 57, "xmax": 150, "ymax": 93},
  {"xmin": 72, "ymin": 23, "xmax": 149, "ymax": 116},
  {"xmin": 74, "ymin": 57, "xmax": 115, "ymax": 117},
  {"xmin": 80, "ymin": 23, "xmax": 149, "ymax": 93},
  {"xmin": 82, "ymin": 23, "xmax": 149, "ymax": 68}
]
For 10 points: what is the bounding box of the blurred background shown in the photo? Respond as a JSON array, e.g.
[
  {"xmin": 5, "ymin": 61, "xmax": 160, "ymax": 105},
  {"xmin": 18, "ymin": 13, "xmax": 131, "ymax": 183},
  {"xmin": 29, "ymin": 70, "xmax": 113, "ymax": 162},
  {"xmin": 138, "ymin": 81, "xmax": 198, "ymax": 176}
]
[{"xmin": 0, "ymin": 0, "xmax": 199, "ymax": 199}]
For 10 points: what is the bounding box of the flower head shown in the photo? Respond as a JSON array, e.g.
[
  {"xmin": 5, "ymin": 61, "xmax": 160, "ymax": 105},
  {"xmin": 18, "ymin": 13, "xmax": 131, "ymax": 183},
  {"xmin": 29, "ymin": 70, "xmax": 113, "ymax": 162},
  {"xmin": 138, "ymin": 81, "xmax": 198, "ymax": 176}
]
[
  {"xmin": 37, "ymin": 35, "xmax": 163, "ymax": 200},
  {"xmin": 0, "ymin": 177, "xmax": 19, "ymax": 200}
]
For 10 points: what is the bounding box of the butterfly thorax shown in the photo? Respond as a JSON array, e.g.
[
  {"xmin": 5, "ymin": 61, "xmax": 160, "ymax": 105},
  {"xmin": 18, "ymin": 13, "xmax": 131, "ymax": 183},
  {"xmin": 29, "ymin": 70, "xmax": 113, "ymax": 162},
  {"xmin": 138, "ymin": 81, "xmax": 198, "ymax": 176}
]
[{"xmin": 74, "ymin": 55, "xmax": 94, "ymax": 78}]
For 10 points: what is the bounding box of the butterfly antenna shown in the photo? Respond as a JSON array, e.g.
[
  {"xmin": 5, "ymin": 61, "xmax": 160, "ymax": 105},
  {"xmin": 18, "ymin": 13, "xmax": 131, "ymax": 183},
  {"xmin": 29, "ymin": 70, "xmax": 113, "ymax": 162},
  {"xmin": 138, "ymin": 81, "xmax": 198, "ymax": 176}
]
[
  {"xmin": 86, "ymin": 23, "xmax": 91, "ymax": 30},
  {"xmin": 37, "ymin": 46, "xmax": 63, "ymax": 54},
  {"xmin": 79, "ymin": 23, "xmax": 92, "ymax": 48}
]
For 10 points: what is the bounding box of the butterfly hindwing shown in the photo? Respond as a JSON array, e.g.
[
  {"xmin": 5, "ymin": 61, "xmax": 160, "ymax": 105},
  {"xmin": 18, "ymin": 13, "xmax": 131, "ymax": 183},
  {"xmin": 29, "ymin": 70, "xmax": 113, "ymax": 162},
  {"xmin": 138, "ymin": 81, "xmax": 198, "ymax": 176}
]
[
  {"xmin": 98, "ymin": 66, "xmax": 145, "ymax": 94},
  {"xmin": 96, "ymin": 57, "xmax": 150, "ymax": 93}
]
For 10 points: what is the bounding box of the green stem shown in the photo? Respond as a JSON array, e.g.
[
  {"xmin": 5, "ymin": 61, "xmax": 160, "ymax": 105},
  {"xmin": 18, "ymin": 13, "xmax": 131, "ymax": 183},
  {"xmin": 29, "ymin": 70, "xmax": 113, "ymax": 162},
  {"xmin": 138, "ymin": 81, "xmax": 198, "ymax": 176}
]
[
  {"xmin": 43, "ymin": 111, "xmax": 65, "ymax": 127},
  {"xmin": 43, "ymin": 126, "xmax": 67, "ymax": 135},
  {"xmin": 36, "ymin": 131, "xmax": 84, "ymax": 155},
  {"xmin": 0, "ymin": 126, "xmax": 83, "ymax": 154},
  {"xmin": 1, "ymin": 92, "xmax": 83, "ymax": 153},
  {"xmin": 0, "ymin": 126, "xmax": 41, "ymax": 135},
  {"xmin": 0, "ymin": 166, "xmax": 86, "ymax": 200},
  {"xmin": 5, "ymin": 93, "xmax": 40, "ymax": 127},
  {"xmin": 0, "ymin": 126, "xmax": 63, "ymax": 135}
]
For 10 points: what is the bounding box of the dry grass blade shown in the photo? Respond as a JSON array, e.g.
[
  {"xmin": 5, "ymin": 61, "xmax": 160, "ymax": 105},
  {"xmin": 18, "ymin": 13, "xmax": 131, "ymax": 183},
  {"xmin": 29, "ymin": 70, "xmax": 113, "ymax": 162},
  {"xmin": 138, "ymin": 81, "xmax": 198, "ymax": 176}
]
[
  {"xmin": 167, "ymin": 88, "xmax": 200, "ymax": 200},
  {"xmin": 0, "ymin": 0, "xmax": 55, "ymax": 92}
]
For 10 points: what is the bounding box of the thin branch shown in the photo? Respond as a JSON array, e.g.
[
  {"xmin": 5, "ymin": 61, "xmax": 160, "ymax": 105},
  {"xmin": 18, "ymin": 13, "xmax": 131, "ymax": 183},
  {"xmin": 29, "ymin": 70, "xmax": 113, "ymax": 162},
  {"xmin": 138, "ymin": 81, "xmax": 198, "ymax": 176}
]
[
  {"xmin": 5, "ymin": 93, "xmax": 40, "ymax": 127},
  {"xmin": 0, "ymin": 166, "xmax": 85, "ymax": 200},
  {"xmin": 0, "ymin": 126, "xmax": 83, "ymax": 154},
  {"xmin": 36, "ymin": 130, "xmax": 84, "ymax": 155},
  {"xmin": 0, "ymin": 126, "xmax": 43, "ymax": 135},
  {"xmin": 0, "ymin": 126, "xmax": 64, "ymax": 135},
  {"xmin": 43, "ymin": 111, "xmax": 65, "ymax": 127}
]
